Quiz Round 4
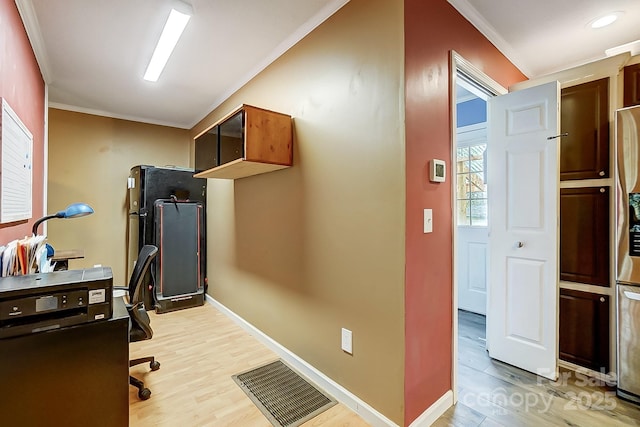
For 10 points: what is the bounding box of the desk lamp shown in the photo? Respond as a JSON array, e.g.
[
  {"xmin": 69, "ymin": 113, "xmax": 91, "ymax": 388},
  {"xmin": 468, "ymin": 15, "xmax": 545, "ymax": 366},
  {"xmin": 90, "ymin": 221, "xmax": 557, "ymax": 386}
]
[{"xmin": 32, "ymin": 202, "xmax": 94, "ymax": 235}]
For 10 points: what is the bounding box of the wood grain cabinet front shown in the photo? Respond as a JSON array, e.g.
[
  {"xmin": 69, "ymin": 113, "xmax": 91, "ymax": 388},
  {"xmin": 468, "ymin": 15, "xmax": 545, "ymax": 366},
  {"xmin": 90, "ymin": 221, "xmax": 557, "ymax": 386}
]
[
  {"xmin": 559, "ymin": 187, "xmax": 610, "ymax": 286},
  {"xmin": 194, "ymin": 104, "xmax": 293, "ymax": 179},
  {"xmin": 560, "ymin": 78, "xmax": 609, "ymax": 181},
  {"xmin": 624, "ymin": 63, "xmax": 640, "ymax": 108},
  {"xmin": 559, "ymin": 288, "xmax": 609, "ymax": 372}
]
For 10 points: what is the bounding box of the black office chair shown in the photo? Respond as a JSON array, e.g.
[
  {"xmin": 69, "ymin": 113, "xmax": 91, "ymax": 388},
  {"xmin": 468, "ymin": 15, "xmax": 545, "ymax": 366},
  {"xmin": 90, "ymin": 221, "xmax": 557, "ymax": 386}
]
[{"xmin": 115, "ymin": 244, "xmax": 160, "ymax": 400}]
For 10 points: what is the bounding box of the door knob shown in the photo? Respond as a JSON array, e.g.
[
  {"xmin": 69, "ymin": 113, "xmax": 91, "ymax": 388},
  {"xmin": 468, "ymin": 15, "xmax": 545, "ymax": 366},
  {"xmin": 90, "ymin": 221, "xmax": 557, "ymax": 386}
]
[{"xmin": 516, "ymin": 241, "xmax": 524, "ymax": 248}]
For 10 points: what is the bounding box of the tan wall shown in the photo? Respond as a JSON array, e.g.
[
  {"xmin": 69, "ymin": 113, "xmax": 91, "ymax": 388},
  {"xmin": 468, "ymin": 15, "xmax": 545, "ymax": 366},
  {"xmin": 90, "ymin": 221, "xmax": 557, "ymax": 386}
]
[
  {"xmin": 47, "ymin": 108, "xmax": 190, "ymax": 284},
  {"xmin": 191, "ymin": 0, "xmax": 405, "ymax": 422}
]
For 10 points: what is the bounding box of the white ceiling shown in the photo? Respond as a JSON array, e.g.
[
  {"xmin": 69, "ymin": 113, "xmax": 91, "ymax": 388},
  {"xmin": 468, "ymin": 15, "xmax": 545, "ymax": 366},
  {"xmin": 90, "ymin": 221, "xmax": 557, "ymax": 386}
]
[
  {"xmin": 16, "ymin": 0, "xmax": 350, "ymax": 129},
  {"xmin": 448, "ymin": 0, "xmax": 640, "ymax": 77},
  {"xmin": 15, "ymin": 0, "xmax": 640, "ymax": 129}
]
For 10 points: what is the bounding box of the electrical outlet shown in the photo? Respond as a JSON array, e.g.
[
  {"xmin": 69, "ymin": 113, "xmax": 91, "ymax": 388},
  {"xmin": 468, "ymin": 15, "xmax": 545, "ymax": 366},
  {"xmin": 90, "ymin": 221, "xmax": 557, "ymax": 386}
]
[{"xmin": 341, "ymin": 328, "xmax": 353, "ymax": 354}]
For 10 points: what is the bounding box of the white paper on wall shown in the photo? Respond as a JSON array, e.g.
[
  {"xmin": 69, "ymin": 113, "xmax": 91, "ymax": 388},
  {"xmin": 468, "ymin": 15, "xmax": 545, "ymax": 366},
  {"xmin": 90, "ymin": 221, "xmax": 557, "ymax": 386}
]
[{"xmin": 0, "ymin": 98, "xmax": 33, "ymax": 224}]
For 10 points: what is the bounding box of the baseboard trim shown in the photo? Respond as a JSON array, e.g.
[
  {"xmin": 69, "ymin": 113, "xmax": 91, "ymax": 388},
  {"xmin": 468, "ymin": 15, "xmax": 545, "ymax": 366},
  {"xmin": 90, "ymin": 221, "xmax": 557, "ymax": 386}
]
[
  {"xmin": 408, "ymin": 390, "xmax": 453, "ymax": 427},
  {"xmin": 206, "ymin": 295, "xmax": 399, "ymax": 427},
  {"xmin": 558, "ymin": 360, "xmax": 617, "ymax": 385}
]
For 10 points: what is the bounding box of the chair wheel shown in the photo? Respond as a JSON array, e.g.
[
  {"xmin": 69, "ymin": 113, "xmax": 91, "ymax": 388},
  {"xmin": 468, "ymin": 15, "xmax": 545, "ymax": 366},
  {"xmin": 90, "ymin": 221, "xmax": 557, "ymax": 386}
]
[
  {"xmin": 150, "ymin": 360, "xmax": 160, "ymax": 371},
  {"xmin": 139, "ymin": 388, "xmax": 151, "ymax": 400}
]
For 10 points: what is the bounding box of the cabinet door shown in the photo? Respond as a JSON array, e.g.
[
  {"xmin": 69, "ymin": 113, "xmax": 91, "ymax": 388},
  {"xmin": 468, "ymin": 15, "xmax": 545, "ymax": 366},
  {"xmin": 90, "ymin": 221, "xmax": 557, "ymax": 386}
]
[
  {"xmin": 219, "ymin": 110, "xmax": 244, "ymax": 165},
  {"xmin": 624, "ymin": 63, "xmax": 640, "ymax": 108},
  {"xmin": 560, "ymin": 78, "xmax": 609, "ymax": 180},
  {"xmin": 559, "ymin": 289, "xmax": 609, "ymax": 371},
  {"xmin": 195, "ymin": 125, "xmax": 219, "ymax": 172},
  {"xmin": 560, "ymin": 187, "xmax": 610, "ymax": 286}
]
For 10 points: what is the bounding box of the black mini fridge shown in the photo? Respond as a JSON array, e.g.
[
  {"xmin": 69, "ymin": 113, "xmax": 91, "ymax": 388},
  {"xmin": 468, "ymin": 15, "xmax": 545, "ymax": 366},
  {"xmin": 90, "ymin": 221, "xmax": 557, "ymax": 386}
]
[{"xmin": 127, "ymin": 165, "xmax": 207, "ymax": 313}]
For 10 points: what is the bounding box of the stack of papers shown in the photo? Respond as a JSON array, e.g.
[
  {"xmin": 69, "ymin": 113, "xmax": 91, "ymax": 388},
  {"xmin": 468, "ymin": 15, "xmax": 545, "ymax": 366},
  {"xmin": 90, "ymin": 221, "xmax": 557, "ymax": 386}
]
[{"xmin": 0, "ymin": 235, "xmax": 53, "ymax": 277}]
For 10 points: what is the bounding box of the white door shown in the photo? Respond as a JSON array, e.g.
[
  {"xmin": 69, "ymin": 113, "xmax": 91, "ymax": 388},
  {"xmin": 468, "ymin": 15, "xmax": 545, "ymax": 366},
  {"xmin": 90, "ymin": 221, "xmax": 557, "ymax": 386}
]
[
  {"xmin": 457, "ymin": 125, "xmax": 488, "ymax": 315},
  {"xmin": 486, "ymin": 81, "xmax": 560, "ymax": 380}
]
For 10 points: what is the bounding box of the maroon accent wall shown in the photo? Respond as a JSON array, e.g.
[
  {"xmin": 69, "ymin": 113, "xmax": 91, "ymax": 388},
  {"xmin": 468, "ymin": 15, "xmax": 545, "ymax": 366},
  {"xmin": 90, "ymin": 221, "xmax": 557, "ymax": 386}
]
[
  {"xmin": 0, "ymin": 0, "xmax": 45, "ymax": 242},
  {"xmin": 404, "ymin": 0, "xmax": 527, "ymax": 423}
]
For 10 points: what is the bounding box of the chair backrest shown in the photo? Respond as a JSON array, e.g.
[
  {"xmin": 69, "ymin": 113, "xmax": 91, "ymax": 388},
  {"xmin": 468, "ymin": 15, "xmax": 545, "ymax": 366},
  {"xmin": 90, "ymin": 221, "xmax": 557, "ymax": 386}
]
[
  {"xmin": 128, "ymin": 245, "xmax": 158, "ymax": 342},
  {"xmin": 128, "ymin": 244, "xmax": 159, "ymax": 305}
]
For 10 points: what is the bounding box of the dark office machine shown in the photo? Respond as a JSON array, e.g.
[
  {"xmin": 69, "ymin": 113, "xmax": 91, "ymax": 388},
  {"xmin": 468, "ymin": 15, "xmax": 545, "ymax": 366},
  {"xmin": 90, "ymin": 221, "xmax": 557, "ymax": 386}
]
[
  {"xmin": 0, "ymin": 267, "xmax": 113, "ymax": 339},
  {"xmin": 0, "ymin": 269, "xmax": 128, "ymax": 427},
  {"xmin": 128, "ymin": 165, "xmax": 207, "ymax": 313}
]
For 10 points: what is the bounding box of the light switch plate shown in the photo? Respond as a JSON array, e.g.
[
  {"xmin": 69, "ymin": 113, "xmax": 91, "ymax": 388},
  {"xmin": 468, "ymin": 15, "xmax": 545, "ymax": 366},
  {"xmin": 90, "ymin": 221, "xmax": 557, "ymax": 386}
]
[
  {"xmin": 424, "ymin": 209, "xmax": 433, "ymax": 233},
  {"xmin": 341, "ymin": 328, "xmax": 353, "ymax": 354}
]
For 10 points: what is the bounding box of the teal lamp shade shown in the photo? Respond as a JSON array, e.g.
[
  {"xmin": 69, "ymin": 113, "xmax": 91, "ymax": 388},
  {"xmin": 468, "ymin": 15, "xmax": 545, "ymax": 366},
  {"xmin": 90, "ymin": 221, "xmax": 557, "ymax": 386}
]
[{"xmin": 32, "ymin": 202, "xmax": 94, "ymax": 235}]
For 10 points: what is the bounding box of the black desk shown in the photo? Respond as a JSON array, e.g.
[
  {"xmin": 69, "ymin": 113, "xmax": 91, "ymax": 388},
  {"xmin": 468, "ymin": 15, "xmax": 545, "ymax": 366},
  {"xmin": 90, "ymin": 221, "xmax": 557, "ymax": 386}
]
[
  {"xmin": 0, "ymin": 296, "xmax": 129, "ymax": 426},
  {"xmin": 51, "ymin": 248, "xmax": 85, "ymax": 271}
]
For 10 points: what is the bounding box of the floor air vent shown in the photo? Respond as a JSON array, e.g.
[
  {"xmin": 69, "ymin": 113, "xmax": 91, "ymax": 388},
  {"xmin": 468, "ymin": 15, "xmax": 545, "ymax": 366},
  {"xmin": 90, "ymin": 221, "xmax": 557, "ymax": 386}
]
[{"xmin": 232, "ymin": 360, "xmax": 337, "ymax": 427}]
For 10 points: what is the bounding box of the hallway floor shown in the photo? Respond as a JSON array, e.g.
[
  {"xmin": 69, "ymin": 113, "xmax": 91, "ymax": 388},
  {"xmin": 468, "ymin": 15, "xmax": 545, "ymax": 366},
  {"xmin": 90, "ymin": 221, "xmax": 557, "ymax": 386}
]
[{"xmin": 433, "ymin": 310, "xmax": 640, "ymax": 426}]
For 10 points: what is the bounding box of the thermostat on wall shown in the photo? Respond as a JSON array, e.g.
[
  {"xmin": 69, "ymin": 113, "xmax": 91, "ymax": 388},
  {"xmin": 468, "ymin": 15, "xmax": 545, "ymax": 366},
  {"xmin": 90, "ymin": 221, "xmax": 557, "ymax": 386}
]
[{"xmin": 429, "ymin": 159, "xmax": 446, "ymax": 182}]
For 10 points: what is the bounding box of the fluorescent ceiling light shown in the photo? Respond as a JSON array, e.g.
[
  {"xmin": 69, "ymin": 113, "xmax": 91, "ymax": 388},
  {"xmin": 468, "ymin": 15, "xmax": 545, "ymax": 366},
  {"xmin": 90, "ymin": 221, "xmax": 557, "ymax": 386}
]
[
  {"xmin": 144, "ymin": 6, "xmax": 192, "ymax": 82},
  {"xmin": 590, "ymin": 12, "xmax": 621, "ymax": 29}
]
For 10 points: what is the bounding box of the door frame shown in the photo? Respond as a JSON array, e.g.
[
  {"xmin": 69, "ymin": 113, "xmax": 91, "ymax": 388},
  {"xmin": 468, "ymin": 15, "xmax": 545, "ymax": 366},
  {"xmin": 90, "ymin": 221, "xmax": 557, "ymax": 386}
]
[
  {"xmin": 456, "ymin": 123, "xmax": 488, "ymax": 315},
  {"xmin": 449, "ymin": 51, "xmax": 507, "ymax": 403}
]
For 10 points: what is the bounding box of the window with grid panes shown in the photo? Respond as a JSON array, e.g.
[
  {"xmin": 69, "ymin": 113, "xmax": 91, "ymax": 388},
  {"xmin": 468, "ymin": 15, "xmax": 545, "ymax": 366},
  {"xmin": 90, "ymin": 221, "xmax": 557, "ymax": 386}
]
[{"xmin": 456, "ymin": 144, "xmax": 487, "ymax": 226}]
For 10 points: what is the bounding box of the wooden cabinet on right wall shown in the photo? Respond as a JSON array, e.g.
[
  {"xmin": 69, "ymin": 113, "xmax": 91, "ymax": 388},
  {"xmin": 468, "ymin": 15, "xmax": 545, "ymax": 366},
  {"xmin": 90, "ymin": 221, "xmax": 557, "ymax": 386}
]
[
  {"xmin": 560, "ymin": 78, "xmax": 609, "ymax": 181},
  {"xmin": 559, "ymin": 289, "xmax": 610, "ymax": 371},
  {"xmin": 560, "ymin": 187, "xmax": 610, "ymax": 286},
  {"xmin": 558, "ymin": 76, "xmax": 612, "ymax": 373},
  {"xmin": 624, "ymin": 63, "xmax": 640, "ymax": 107}
]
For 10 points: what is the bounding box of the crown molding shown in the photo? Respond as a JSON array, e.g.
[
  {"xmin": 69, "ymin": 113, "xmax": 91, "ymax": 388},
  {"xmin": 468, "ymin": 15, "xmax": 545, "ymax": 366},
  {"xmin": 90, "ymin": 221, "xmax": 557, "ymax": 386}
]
[
  {"xmin": 49, "ymin": 102, "xmax": 189, "ymax": 129},
  {"xmin": 14, "ymin": 0, "xmax": 52, "ymax": 83},
  {"xmin": 447, "ymin": 0, "xmax": 532, "ymax": 78},
  {"xmin": 510, "ymin": 52, "xmax": 630, "ymax": 91},
  {"xmin": 193, "ymin": 0, "xmax": 351, "ymax": 128}
]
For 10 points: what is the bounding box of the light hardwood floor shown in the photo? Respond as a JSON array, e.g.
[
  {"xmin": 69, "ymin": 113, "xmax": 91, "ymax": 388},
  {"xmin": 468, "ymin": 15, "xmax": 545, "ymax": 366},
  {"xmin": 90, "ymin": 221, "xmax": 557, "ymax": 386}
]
[
  {"xmin": 433, "ymin": 310, "xmax": 640, "ymax": 427},
  {"xmin": 130, "ymin": 304, "xmax": 640, "ymax": 427},
  {"xmin": 128, "ymin": 302, "xmax": 371, "ymax": 427}
]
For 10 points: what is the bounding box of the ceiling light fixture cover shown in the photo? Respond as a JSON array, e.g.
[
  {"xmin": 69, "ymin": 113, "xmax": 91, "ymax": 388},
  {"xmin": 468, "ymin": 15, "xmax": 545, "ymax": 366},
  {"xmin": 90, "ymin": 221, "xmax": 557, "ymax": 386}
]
[
  {"xmin": 144, "ymin": 2, "xmax": 193, "ymax": 82},
  {"xmin": 590, "ymin": 12, "xmax": 622, "ymax": 29}
]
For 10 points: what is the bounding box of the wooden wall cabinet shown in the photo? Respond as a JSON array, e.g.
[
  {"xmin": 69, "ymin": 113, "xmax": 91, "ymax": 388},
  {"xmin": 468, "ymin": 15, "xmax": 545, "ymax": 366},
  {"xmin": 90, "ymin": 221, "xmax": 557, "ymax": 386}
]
[
  {"xmin": 560, "ymin": 78, "xmax": 609, "ymax": 181},
  {"xmin": 560, "ymin": 187, "xmax": 610, "ymax": 286},
  {"xmin": 559, "ymin": 289, "xmax": 609, "ymax": 371},
  {"xmin": 194, "ymin": 104, "xmax": 292, "ymax": 179},
  {"xmin": 624, "ymin": 63, "xmax": 640, "ymax": 107}
]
